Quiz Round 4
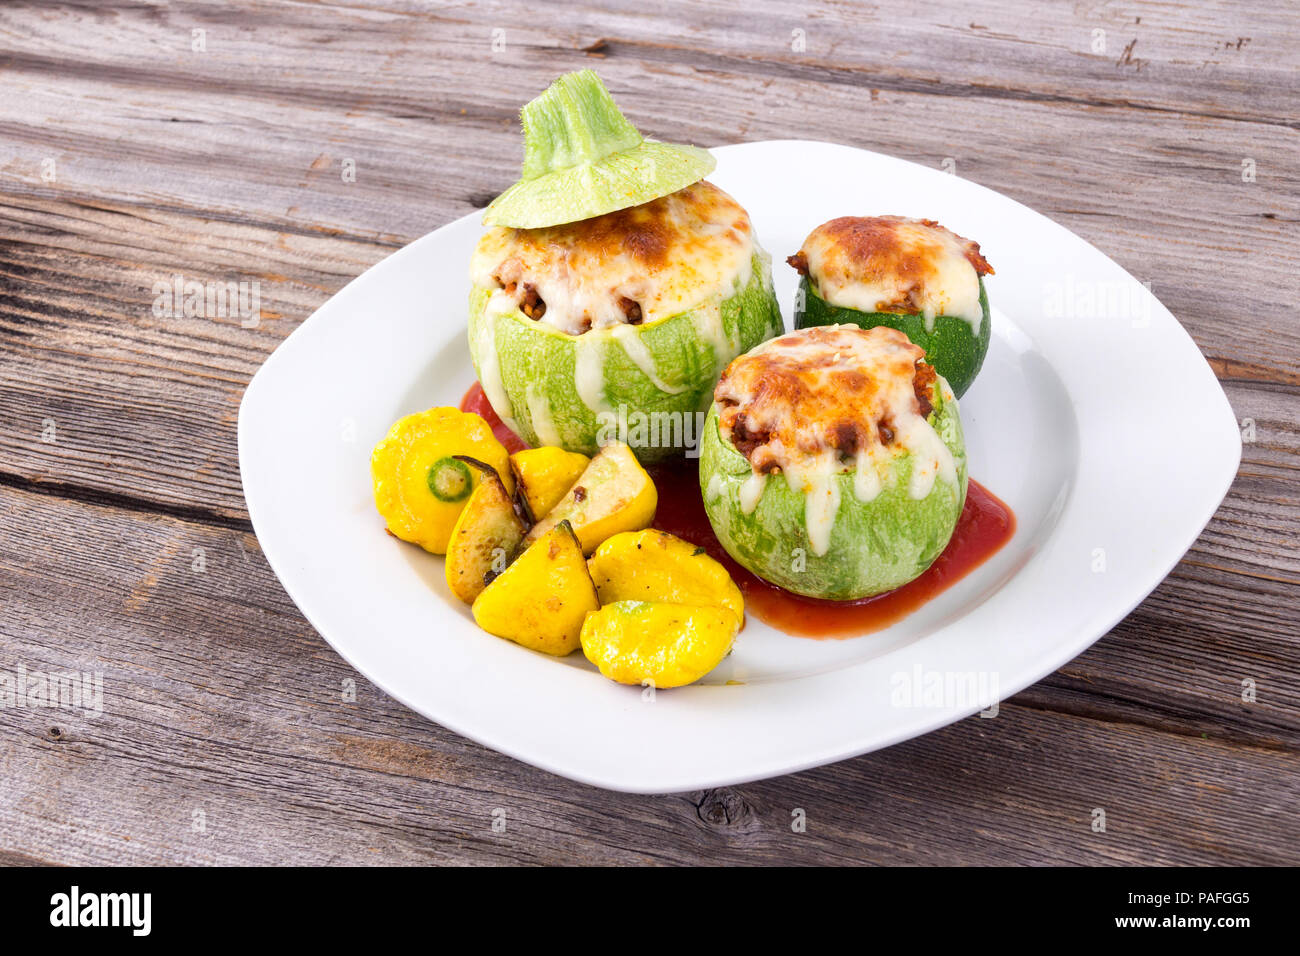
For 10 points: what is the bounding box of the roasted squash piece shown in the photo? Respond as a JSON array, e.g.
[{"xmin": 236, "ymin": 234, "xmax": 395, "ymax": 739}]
[
  {"xmin": 445, "ymin": 458, "xmax": 528, "ymax": 604},
  {"xmin": 371, "ymin": 407, "xmax": 513, "ymax": 554},
  {"xmin": 524, "ymin": 442, "xmax": 656, "ymax": 554},
  {"xmin": 587, "ymin": 529, "xmax": 744, "ymax": 623},
  {"xmin": 472, "ymin": 520, "xmax": 598, "ymax": 656},
  {"xmin": 509, "ymin": 446, "xmax": 589, "ymax": 522},
  {"xmin": 580, "ymin": 600, "xmax": 739, "ymax": 688}
]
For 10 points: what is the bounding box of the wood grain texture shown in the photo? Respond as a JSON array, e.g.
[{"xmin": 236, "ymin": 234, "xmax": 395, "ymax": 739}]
[{"xmin": 0, "ymin": 0, "xmax": 1297, "ymax": 865}]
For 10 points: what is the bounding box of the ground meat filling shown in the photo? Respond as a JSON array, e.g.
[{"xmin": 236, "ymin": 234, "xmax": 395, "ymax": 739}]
[
  {"xmin": 786, "ymin": 251, "xmax": 809, "ymax": 276},
  {"xmin": 519, "ymin": 283, "xmax": 546, "ymax": 321},
  {"xmin": 493, "ymin": 275, "xmax": 549, "ymax": 322},
  {"xmin": 714, "ymin": 326, "xmax": 941, "ymax": 477},
  {"xmin": 913, "ymin": 361, "xmax": 936, "ymax": 420},
  {"xmin": 505, "ymin": 289, "xmax": 629, "ymax": 331},
  {"xmin": 720, "ymin": 409, "xmax": 776, "ymax": 470},
  {"xmin": 618, "ymin": 296, "xmax": 643, "ymax": 325}
]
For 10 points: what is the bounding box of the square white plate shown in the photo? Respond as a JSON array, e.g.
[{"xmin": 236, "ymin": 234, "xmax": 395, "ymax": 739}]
[{"xmin": 239, "ymin": 140, "xmax": 1240, "ymax": 793}]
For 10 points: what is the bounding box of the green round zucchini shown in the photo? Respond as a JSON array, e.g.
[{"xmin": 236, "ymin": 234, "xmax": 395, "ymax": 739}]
[{"xmin": 698, "ymin": 379, "xmax": 968, "ymax": 600}]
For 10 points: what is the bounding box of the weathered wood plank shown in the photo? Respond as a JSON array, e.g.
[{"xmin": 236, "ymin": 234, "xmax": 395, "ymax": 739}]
[
  {"xmin": 0, "ymin": 484, "xmax": 1294, "ymax": 864},
  {"xmin": 0, "ymin": 196, "xmax": 389, "ymax": 520},
  {"xmin": 4, "ymin": 0, "xmax": 1296, "ymax": 126}
]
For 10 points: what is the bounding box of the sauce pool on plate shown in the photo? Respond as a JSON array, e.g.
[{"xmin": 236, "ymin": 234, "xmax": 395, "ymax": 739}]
[
  {"xmin": 460, "ymin": 382, "xmax": 1015, "ymax": 637},
  {"xmin": 650, "ymin": 462, "xmax": 1015, "ymax": 638}
]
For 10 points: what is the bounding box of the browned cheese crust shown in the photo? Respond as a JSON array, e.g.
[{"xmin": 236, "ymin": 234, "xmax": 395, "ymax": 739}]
[
  {"xmin": 714, "ymin": 326, "xmax": 939, "ymax": 475},
  {"xmin": 787, "ymin": 216, "xmax": 992, "ymax": 316}
]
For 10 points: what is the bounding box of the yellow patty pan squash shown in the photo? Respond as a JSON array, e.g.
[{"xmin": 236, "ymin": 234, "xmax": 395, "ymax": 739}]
[
  {"xmin": 587, "ymin": 530, "xmax": 743, "ymax": 624},
  {"xmin": 509, "ymin": 446, "xmax": 589, "ymax": 523},
  {"xmin": 445, "ymin": 459, "xmax": 527, "ymax": 604},
  {"xmin": 472, "ymin": 521, "xmax": 599, "ymax": 656},
  {"xmin": 524, "ymin": 442, "xmax": 656, "ymax": 554},
  {"xmin": 580, "ymin": 601, "xmax": 739, "ymax": 688},
  {"xmin": 371, "ymin": 407, "xmax": 513, "ymax": 555}
]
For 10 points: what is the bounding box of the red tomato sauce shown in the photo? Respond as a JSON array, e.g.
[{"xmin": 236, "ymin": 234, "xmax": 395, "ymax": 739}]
[
  {"xmin": 649, "ymin": 462, "xmax": 1016, "ymax": 638},
  {"xmin": 460, "ymin": 382, "xmax": 1016, "ymax": 638},
  {"xmin": 459, "ymin": 382, "xmax": 529, "ymax": 454}
]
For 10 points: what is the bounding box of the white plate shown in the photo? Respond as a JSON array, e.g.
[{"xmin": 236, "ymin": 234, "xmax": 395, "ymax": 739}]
[{"xmin": 239, "ymin": 140, "xmax": 1240, "ymax": 793}]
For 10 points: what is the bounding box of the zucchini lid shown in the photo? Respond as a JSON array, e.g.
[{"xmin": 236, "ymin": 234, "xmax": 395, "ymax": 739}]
[{"xmin": 483, "ymin": 70, "xmax": 716, "ymax": 229}]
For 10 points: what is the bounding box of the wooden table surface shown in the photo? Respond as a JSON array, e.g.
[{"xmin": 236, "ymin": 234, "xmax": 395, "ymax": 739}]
[{"xmin": 1, "ymin": 0, "xmax": 1297, "ymax": 866}]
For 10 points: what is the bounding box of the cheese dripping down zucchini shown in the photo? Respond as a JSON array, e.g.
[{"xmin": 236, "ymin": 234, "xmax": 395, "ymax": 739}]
[
  {"xmin": 714, "ymin": 325, "xmax": 959, "ymax": 555},
  {"xmin": 700, "ymin": 325, "xmax": 967, "ymax": 600}
]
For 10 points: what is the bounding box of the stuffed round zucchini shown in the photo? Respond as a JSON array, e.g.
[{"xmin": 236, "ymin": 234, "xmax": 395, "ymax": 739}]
[
  {"xmin": 470, "ymin": 180, "xmax": 782, "ymax": 461},
  {"xmin": 699, "ymin": 325, "xmax": 967, "ymax": 600},
  {"xmin": 789, "ymin": 216, "xmax": 993, "ymax": 397},
  {"xmin": 468, "ymin": 70, "xmax": 782, "ymax": 462}
]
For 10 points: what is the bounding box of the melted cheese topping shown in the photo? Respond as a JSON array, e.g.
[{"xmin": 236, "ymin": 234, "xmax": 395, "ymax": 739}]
[
  {"xmin": 797, "ymin": 216, "xmax": 992, "ymax": 336},
  {"xmin": 471, "ymin": 180, "xmax": 755, "ymax": 335},
  {"xmin": 714, "ymin": 325, "xmax": 958, "ymax": 555}
]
